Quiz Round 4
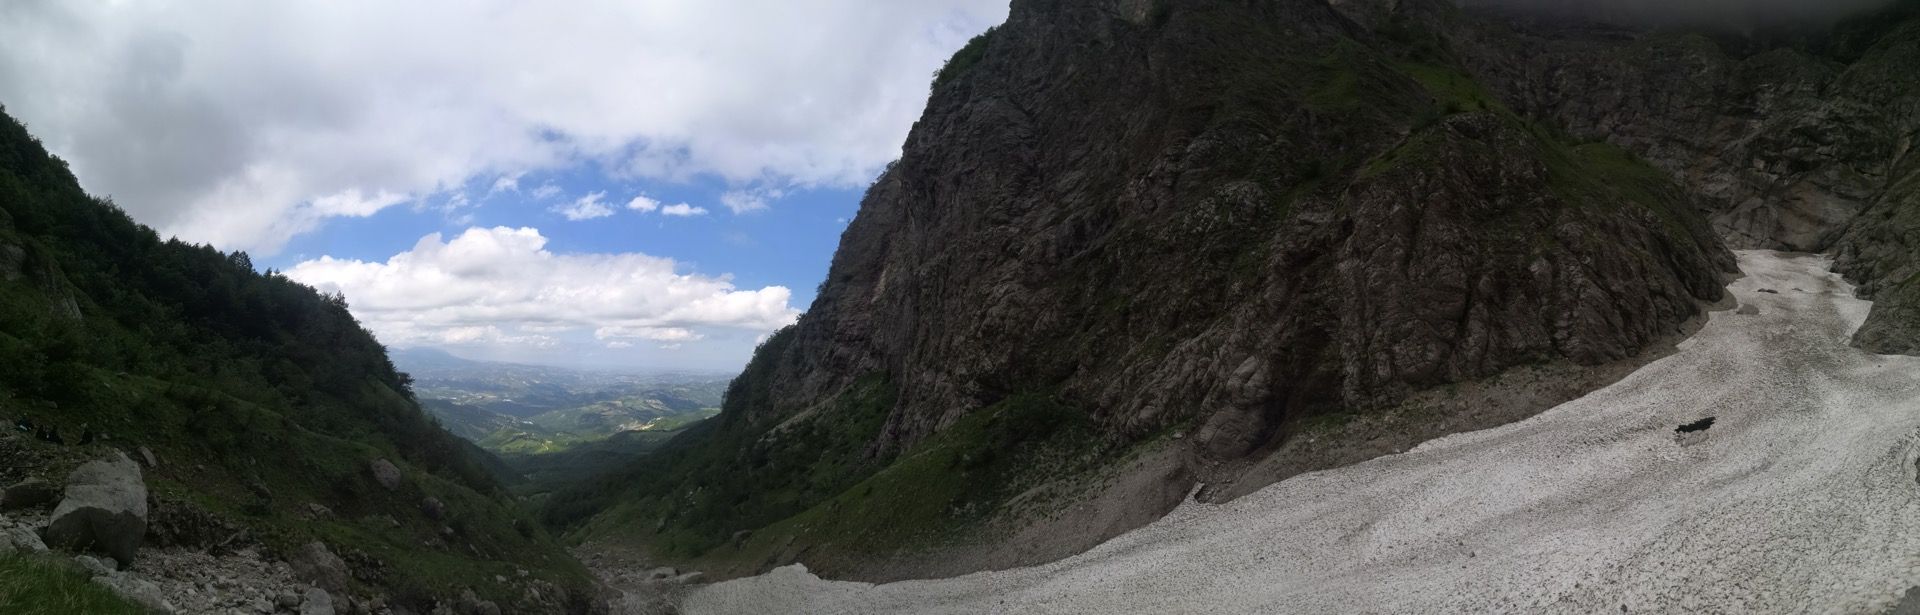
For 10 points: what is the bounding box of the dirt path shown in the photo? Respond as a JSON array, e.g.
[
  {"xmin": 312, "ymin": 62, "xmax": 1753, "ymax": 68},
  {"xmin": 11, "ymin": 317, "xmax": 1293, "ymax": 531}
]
[{"xmin": 682, "ymin": 251, "xmax": 1920, "ymax": 614}]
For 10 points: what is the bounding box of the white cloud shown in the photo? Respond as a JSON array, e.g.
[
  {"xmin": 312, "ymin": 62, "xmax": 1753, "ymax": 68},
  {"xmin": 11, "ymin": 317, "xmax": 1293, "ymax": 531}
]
[
  {"xmin": 627, "ymin": 195, "xmax": 661, "ymax": 213},
  {"xmin": 660, "ymin": 203, "xmax": 708, "ymax": 217},
  {"xmin": 720, "ymin": 188, "xmax": 783, "ymax": 214},
  {"xmin": 0, "ymin": 0, "xmax": 1008, "ymax": 255},
  {"xmin": 552, "ymin": 190, "xmax": 614, "ymax": 220},
  {"xmin": 285, "ymin": 226, "xmax": 799, "ymax": 351},
  {"xmin": 489, "ymin": 174, "xmax": 522, "ymax": 195},
  {"xmin": 531, "ymin": 183, "xmax": 564, "ymax": 200}
]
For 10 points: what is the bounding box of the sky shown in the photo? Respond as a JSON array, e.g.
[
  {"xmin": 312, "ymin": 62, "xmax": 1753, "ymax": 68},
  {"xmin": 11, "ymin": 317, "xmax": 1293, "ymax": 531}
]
[{"xmin": 0, "ymin": 0, "xmax": 1008, "ymax": 371}]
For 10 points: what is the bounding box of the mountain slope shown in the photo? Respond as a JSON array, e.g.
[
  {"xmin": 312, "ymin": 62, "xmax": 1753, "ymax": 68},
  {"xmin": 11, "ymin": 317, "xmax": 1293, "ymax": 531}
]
[
  {"xmin": 687, "ymin": 251, "xmax": 1920, "ymax": 614},
  {"xmin": 1429, "ymin": 0, "xmax": 1920, "ymax": 352},
  {"xmin": 554, "ymin": 0, "xmax": 1734, "ymax": 581},
  {"xmin": 0, "ymin": 108, "xmax": 601, "ymax": 612}
]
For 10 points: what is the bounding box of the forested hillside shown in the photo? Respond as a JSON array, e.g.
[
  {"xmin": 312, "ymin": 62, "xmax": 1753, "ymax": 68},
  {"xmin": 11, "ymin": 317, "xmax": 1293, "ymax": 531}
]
[{"xmin": 0, "ymin": 107, "xmax": 600, "ymax": 612}]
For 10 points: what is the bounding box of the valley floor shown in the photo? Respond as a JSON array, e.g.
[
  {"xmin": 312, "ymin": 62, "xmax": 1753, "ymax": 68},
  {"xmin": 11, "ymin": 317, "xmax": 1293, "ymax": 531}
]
[{"xmin": 678, "ymin": 251, "xmax": 1920, "ymax": 614}]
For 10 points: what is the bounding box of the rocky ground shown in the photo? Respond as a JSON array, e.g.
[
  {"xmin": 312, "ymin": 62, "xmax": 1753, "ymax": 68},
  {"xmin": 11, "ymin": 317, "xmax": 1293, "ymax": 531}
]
[
  {"xmin": 574, "ymin": 542, "xmax": 707, "ymax": 615},
  {"xmin": 0, "ymin": 441, "xmax": 531, "ymax": 614},
  {"xmin": 682, "ymin": 251, "xmax": 1920, "ymax": 613}
]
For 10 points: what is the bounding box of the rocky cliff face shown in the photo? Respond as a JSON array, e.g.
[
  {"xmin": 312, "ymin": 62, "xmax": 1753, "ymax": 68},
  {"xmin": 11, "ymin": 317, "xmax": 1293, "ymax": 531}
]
[
  {"xmin": 567, "ymin": 0, "xmax": 1742, "ymax": 580},
  {"xmin": 1431, "ymin": 0, "xmax": 1920, "ymax": 351},
  {"xmin": 757, "ymin": 0, "xmax": 1730, "ymax": 460}
]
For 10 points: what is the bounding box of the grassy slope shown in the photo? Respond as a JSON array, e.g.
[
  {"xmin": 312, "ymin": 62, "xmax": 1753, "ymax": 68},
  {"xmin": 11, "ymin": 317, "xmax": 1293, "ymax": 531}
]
[{"xmin": 0, "ymin": 554, "xmax": 146, "ymax": 615}]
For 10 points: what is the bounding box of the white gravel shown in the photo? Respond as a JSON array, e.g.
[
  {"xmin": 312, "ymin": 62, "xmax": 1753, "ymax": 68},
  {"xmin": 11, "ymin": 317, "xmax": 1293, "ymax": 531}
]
[{"xmin": 683, "ymin": 251, "xmax": 1920, "ymax": 614}]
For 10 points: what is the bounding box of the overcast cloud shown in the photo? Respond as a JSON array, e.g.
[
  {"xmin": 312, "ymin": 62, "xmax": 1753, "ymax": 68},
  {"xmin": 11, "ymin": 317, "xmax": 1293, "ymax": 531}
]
[{"xmin": 0, "ymin": 0, "xmax": 1007, "ymax": 255}]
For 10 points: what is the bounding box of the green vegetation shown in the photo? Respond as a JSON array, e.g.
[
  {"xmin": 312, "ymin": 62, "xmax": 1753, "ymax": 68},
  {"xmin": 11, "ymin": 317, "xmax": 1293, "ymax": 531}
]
[
  {"xmin": 736, "ymin": 393, "xmax": 1106, "ymax": 554},
  {"xmin": 0, "ymin": 554, "xmax": 146, "ymax": 615},
  {"xmin": 933, "ymin": 26, "xmax": 998, "ymax": 87},
  {"xmin": 549, "ymin": 369, "xmax": 898, "ymax": 558},
  {"xmin": 0, "ymin": 107, "xmax": 593, "ymax": 608}
]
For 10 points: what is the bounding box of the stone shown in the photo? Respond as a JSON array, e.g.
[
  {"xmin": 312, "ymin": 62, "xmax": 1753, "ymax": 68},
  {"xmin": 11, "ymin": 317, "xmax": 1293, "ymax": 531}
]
[
  {"xmin": 94, "ymin": 574, "xmax": 174, "ymax": 613},
  {"xmin": 46, "ymin": 452, "xmax": 148, "ymax": 564},
  {"xmin": 73, "ymin": 553, "xmax": 115, "ymax": 576},
  {"xmin": 7, "ymin": 526, "xmax": 47, "ymax": 553},
  {"xmin": 1, "ymin": 477, "xmax": 58, "ymax": 511},
  {"xmin": 276, "ymin": 591, "xmax": 302, "ymax": 609},
  {"xmin": 646, "ymin": 566, "xmax": 677, "ymax": 580},
  {"xmin": 299, "ymin": 587, "xmax": 334, "ymax": 615},
  {"xmin": 420, "ymin": 497, "xmax": 445, "ymax": 521},
  {"xmin": 307, "ymin": 503, "xmax": 334, "ymax": 519},
  {"xmin": 137, "ymin": 446, "xmax": 158, "ymax": 468},
  {"xmin": 250, "ymin": 596, "xmax": 275, "ymax": 613},
  {"xmin": 288, "ymin": 541, "xmax": 349, "ymax": 593},
  {"xmin": 369, "ymin": 459, "xmax": 402, "ymax": 490}
]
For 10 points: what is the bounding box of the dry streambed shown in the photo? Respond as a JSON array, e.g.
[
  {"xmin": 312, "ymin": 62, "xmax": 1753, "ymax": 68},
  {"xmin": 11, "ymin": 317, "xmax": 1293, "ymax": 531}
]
[{"xmin": 684, "ymin": 251, "xmax": 1920, "ymax": 614}]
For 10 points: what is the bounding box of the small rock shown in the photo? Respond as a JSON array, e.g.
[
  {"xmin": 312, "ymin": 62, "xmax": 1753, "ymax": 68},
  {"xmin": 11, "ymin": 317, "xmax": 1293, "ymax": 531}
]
[
  {"xmin": 94, "ymin": 574, "xmax": 174, "ymax": 613},
  {"xmin": 299, "ymin": 587, "xmax": 333, "ymax": 615},
  {"xmin": 73, "ymin": 554, "xmax": 115, "ymax": 577},
  {"xmin": 276, "ymin": 592, "xmax": 301, "ymax": 609},
  {"xmin": 288, "ymin": 541, "xmax": 350, "ymax": 593},
  {"xmin": 493, "ymin": 575, "xmax": 507, "ymax": 583},
  {"xmin": 646, "ymin": 566, "xmax": 677, "ymax": 581},
  {"xmin": 250, "ymin": 596, "xmax": 275, "ymax": 613},
  {"xmin": 137, "ymin": 446, "xmax": 159, "ymax": 469},
  {"xmin": 46, "ymin": 452, "xmax": 148, "ymax": 564},
  {"xmin": 369, "ymin": 459, "xmax": 402, "ymax": 490},
  {"xmin": 420, "ymin": 497, "xmax": 445, "ymax": 521},
  {"xmin": 307, "ymin": 503, "xmax": 334, "ymax": 519},
  {"xmin": 0, "ymin": 525, "xmax": 38, "ymax": 553},
  {"xmin": 1, "ymin": 477, "xmax": 58, "ymax": 511}
]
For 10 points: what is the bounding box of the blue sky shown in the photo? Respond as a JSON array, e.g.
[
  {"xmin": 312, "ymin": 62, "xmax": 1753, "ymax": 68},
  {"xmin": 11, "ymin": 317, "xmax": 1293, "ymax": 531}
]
[{"xmin": 0, "ymin": 0, "xmax": 1008, "ymax": 372}]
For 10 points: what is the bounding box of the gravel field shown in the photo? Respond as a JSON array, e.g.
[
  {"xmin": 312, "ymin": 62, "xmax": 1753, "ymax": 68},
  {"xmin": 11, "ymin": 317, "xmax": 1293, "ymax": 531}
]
[{"xmin": 683, "ymin": 251, "xmax": 1920, "ymax": 614}]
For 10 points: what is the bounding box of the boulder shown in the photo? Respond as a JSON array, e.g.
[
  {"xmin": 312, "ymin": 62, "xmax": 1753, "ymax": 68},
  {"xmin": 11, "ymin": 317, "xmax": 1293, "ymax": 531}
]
[
  {"xmin": 420, "ymin": 497, "xmax": 445, "ymax": 521},
  {"xmin": 300, "ymin": 587, "xmax": 334, "ymax": 615},
  {"xmin": 289, "ymin": 541, "xmax": 350, "ymax": 593},
  {"xmin": 1, "ymin": 477, "xmax": 58, "ymax": 511},
  {"xmin": 369, "ymin": 459, "xmax": 402, "ymax": 490},
  {"xmin": 6, "ymin": 526, "xmax": 47, "ymax": 553},
  {"xmin": 73, "ymin": 554, "xmax": 115, "ymax": 577},
  {"xmin": 93, "ymin": 574, "xmax": 174, "ymax": 613},
  {"xmin": 46, "ymin": 452, "xmax": 147, "ymax": 565}
]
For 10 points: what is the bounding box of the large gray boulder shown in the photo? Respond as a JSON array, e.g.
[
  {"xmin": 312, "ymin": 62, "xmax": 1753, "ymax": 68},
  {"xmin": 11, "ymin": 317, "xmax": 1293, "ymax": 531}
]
[
  {"xmin": 46, "ymin": 452, "xmax": 148, "ymax": 565},
  {"xmin": 299, "ymin": 587, "xmax": 334, "ymax": 615},
  {"xmin": 289, "ymin": 541, "xmax": 350, "ymax": 593},
  {"xmin": 368, "ymin": 459, "xmax": 402, "ymax": 490}
]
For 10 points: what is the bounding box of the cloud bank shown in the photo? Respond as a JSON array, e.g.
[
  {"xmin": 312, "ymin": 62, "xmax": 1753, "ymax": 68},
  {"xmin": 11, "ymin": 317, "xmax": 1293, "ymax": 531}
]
[
  {"xmin": 0, "ymin": 0, "xmax": 1008, "ymax": 254},
  {"xmin": 284, "ymin": 226, "xmax": 799, "ymax": 351}
]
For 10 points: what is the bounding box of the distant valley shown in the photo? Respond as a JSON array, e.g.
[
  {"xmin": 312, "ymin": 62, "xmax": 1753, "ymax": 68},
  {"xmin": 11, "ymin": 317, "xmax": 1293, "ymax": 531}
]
[{"xmin": 393, "ymin": 348, "xmax": 727, "ymax": 492}]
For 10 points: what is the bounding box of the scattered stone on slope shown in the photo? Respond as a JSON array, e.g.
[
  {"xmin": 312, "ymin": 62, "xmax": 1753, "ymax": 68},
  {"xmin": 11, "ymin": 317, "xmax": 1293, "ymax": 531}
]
[
  {"xmin": 369, "ymin": 459, "xmax": 402, "ymax": 490},
  {"xmin": 0, "ymin": 477, "xmax": 57, "ymax": 511},
  {"xmin": 289, "ymin": 541, "xmax": 350, "ymax": 593},
  {"xmin": 46, "ymin": 452, "xmax": 147, "ymax": 566},
  {"xmin": 300, "ymin": 586, "xmax": 334, "ymax": 615},
  {"xmin": 93, "ymin": 573, "xmax": 174, "ymax": 613},
  {"xmin": 137, "ymin": 446, "xmax": 158, "ymax": 468},
  {"xmin": 421, "ymin": 497, "xmax": 445, "ymax": 521}
]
